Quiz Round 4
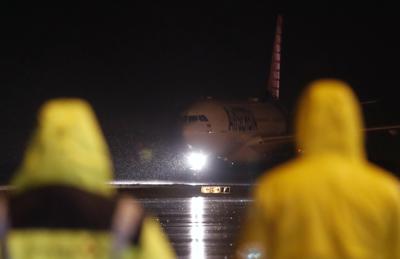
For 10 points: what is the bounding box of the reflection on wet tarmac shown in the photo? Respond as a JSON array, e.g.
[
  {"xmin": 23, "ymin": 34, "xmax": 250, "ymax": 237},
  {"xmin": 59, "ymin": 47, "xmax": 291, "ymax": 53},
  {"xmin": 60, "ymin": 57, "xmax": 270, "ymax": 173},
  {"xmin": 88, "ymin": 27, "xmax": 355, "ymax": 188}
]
[
  {"xmin": 138, "ymin": 195, "xmax": 252, "ymax": 258},
  {"xmin": 117, "ymin": 184, "xmax": 253, "ymax": 258},
  {"xmin": 190, "ymin": 197, "xmax": 205, "ymax": 259}
]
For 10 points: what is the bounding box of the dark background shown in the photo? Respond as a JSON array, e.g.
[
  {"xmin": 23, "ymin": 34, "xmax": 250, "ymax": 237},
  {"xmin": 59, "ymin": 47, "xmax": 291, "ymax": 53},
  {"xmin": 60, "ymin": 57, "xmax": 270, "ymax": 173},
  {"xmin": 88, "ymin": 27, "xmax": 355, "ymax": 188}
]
[{"xmin": 1, "ymin": 3, "xmax": 399, "ymax": 182}]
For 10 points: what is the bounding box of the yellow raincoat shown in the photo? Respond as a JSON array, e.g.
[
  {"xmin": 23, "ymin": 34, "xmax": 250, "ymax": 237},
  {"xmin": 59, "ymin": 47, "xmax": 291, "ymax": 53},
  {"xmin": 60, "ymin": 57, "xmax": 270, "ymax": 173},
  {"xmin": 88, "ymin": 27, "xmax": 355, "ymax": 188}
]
[
  {"xmin": 2, "ymin": 99, "xmax": 175, "ymax": 259},
  {"xmin": 238, "ymin": 80, "xmax": 400, "ymax": 259}
]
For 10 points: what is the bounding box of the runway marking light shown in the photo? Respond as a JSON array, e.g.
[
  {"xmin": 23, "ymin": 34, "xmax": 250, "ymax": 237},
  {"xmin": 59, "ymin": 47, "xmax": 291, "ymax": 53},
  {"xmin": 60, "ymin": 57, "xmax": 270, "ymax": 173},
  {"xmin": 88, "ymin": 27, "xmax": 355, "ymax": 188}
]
[
  {"xmin": 201, "ymin": 186, "xmax": 231, "ymax": 194},
  {"xmin": 186, "ymin": 152, "xmax": 208, "ymax": 171}
]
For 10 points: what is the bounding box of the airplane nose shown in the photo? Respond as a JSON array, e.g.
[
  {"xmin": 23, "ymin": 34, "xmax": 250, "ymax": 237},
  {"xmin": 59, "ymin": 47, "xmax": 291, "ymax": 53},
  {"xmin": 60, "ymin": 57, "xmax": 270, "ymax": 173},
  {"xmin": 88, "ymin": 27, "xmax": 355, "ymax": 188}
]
[
  {"xmin": 183, "ymin": 124, "xmax": 201, "ymax": 139},
  {"xmin": 182, "ymin": 124, "xmax": 210, "ymax": 146},
  {"xmin": 182, "ymin": 123, "xmax": 227, "ymax": 155}
]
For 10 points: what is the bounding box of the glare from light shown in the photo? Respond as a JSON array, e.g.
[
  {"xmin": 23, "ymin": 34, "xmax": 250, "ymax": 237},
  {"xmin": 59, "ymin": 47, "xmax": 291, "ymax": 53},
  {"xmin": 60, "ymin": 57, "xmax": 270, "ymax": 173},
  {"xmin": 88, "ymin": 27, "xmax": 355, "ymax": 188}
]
[
  {"xmin": 190, "ymin": 197, "xmax": 205, "ymax": 259},
  {"xmin": 237, "ymin": 244, "xmax": 265, "ymax": 259},
  {"xmin": 186, "ymin": 152, "xmax": 208, "ymax": 171},
  {"xmin": 246, "ymin": 250, "xmax": 262, "ymax": 259}
]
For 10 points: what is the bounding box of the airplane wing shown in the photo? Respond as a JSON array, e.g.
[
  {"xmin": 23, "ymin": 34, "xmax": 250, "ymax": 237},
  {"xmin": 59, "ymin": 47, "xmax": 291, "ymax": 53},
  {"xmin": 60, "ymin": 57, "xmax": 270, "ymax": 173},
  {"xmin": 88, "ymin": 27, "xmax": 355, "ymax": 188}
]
[
  {"xmin": 248, "ymin": 124, "xmax": 400, "ymax": 148},
  {"xmin": 364, "ymin": 124, "xmax": 400, "ymax": 133},
  {"xmin": 248, "ymin": 135, "xmax": 294, "ymax": 146}
]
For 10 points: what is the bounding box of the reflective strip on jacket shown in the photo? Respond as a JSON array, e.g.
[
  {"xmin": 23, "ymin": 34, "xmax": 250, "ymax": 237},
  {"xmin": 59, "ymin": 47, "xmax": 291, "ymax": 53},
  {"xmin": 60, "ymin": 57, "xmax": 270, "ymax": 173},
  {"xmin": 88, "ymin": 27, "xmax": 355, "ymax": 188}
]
[{"xmin": 5, "ymin": 217, "xmax": 174, "ymax": 259}]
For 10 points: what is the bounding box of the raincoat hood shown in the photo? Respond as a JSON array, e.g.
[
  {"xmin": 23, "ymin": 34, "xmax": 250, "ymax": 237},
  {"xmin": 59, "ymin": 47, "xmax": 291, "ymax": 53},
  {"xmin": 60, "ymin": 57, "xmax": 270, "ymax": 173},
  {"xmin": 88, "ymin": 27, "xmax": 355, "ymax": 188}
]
[
  {"xmin": 295, "ymin": 79, "xmax": 366, "ymax": 160},
  {"xmin": 239, "ymin": 79, "xmax": 400, "ymax": 259},
  {"xmin": 12, "ymin": 99, "xmax": 114, "ymax": 197}
]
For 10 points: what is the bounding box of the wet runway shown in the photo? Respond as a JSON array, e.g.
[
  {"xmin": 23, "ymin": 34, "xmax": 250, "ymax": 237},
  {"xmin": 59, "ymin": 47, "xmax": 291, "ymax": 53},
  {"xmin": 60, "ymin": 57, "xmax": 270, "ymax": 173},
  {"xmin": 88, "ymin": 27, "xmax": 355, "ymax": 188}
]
[{"xmin": 117, "ymin": 183, "xmax": 253, "ymax": 259}]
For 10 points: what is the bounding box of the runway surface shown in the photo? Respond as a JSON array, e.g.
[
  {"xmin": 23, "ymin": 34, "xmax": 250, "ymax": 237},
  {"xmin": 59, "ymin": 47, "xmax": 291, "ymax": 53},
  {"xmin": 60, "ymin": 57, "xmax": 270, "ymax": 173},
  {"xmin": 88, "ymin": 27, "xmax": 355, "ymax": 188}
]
[{"xmin": 117, "ymin": 183, "xmax": 253, "ymax": 259}]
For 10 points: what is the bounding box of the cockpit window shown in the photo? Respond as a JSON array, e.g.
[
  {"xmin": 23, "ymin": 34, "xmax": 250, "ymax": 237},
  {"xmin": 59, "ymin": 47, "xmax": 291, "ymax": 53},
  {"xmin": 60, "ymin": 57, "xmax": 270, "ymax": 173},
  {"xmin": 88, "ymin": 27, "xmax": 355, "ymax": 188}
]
[
  {"xmin": 182, "ymin": 115, "xmax": 209, "ymax": 123},
  {"xmin": 188, "ymin": 116, "xmax": 198, "ymax": 122},
  {"xmin": 199, "ymin": 115, "xmax": 208, "ymax": 122}
]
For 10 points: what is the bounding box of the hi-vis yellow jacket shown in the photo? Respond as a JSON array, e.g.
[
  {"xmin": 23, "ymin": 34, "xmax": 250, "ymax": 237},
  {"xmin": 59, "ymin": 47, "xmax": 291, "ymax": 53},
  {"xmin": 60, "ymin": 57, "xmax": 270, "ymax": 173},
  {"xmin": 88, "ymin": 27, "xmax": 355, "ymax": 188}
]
[
  {"xmin": 238, "ymin": 80, "xmax": 400, "ymax": 259},
  {"xmin": 1, "ymin": 99, "xmax": 176, "ymax": 259}
]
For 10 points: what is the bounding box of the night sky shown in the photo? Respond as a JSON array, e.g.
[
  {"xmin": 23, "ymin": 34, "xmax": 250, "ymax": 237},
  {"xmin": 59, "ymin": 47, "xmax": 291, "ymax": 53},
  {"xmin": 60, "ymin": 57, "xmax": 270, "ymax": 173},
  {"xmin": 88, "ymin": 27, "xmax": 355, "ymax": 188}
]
[{"xmin": 1, "ymin": 3, "xmax": 400, "ymax": 181}]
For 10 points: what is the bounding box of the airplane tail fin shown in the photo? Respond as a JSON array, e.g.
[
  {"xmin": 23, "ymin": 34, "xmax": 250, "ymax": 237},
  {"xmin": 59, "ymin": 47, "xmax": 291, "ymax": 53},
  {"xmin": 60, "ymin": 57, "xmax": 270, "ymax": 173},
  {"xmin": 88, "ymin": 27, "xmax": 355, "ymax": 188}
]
[{"xmin": 267, "ymin": 15, "xmax": 283, "ymax": 100}]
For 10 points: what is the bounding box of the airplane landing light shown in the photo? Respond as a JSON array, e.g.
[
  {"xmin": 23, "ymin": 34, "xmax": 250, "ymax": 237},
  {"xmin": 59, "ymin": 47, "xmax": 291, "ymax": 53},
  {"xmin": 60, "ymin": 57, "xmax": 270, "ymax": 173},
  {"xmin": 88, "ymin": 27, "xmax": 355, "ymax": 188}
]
[{"xmin": 186, "ymin": 152, "xmax": 208, "ymax": 171}]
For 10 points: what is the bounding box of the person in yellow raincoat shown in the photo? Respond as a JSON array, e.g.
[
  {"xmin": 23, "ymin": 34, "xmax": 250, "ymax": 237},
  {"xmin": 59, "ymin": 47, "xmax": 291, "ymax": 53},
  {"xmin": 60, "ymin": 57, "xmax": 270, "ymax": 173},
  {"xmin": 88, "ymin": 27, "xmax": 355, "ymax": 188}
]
[
  {"xmin": 0, "ymin": 99, "xmax": 176, "ymax": 259},
  {"xmin": 237, "ymin": 79, "xmax": 400, "ymax": 259}
]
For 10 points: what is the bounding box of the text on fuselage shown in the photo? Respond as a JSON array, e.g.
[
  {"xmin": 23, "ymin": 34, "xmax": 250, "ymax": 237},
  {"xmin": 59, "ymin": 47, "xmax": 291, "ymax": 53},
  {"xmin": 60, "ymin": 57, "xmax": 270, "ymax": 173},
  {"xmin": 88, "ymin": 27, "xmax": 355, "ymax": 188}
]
[{"xmin": 224, "ymin": 107, "xmax": 258, "ymax": 132}]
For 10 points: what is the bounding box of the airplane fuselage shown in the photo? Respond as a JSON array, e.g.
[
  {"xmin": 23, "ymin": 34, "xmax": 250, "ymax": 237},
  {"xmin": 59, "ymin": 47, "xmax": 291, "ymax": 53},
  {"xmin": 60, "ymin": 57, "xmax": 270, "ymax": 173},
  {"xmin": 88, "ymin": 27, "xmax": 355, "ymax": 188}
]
[{"xmin": 182, "ymin": 98, "xmax": 287, "ymax": 163}]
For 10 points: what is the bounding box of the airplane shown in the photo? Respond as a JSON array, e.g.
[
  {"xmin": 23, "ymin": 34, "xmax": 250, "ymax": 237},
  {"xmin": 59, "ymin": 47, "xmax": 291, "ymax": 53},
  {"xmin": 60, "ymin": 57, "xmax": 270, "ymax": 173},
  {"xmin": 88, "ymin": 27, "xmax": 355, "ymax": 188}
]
[
  {"xmin": 180, "ymin": 15, "xmax": 400, "ymax": 172},
  {"xmin": 180, "ymin": 15, "xmax": 291, "ymax": 171}
]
